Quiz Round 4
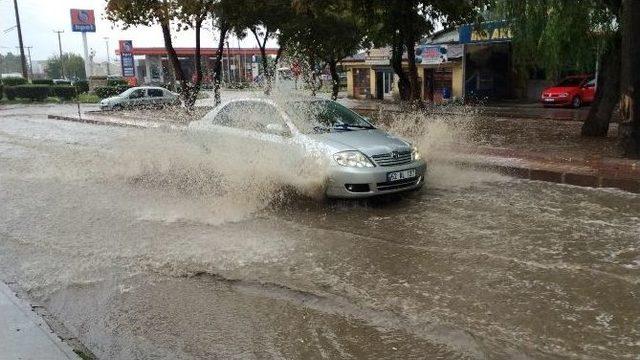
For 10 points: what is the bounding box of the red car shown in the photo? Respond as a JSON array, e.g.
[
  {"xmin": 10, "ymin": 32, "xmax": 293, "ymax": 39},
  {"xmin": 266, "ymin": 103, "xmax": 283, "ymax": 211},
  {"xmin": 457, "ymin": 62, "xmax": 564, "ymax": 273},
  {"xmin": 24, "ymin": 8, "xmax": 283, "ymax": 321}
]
[{"xmin": 540, "ymin": 75, "xmax": 596, "ymax": 108}]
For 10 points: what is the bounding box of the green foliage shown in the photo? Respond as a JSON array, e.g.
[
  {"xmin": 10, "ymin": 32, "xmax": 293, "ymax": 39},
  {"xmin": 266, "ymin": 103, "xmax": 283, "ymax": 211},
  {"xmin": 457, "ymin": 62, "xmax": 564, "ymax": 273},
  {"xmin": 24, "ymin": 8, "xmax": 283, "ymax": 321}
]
[
  {"xmin": 106, "ymin": 78, "xmax": 128, "ymax": 86},
  {"xmin": 77, "ymin": 93, "xmax": 101, "ymax": 103},
  {"xmin": 488, "ymin": 0, "xmax": 617, "ymax": 79},
  {"xmin": 46, "ymin": 53, "xmax": 86, "ymax": 80},
  {"xmin": 51, "ymin": 85, "xmax": 77, "ymax": 100},
  {"xmin": 6, "ymin": 85, "xmax": 51, "ymax": 101},
  {"xmin": 94, "ymin": 85, "xmax": 130, "ymax": 99},
  {"xmin": 2, "ymin": 77, "xmax": 28, "ymax": 86},
  {"xmin": 74, "ymin": 80, "xmax": 90, "ymax": 94},
  {"xmin": 0, "ymin": 52, "xmax": 24, "ymax": 74},
  {"xmin": 32, "ymin": 79, "xmax": 54, "ymax": 85},
  {"xmin": 0, "ymin": 84, "xmax": 3, "ymax": 100}
]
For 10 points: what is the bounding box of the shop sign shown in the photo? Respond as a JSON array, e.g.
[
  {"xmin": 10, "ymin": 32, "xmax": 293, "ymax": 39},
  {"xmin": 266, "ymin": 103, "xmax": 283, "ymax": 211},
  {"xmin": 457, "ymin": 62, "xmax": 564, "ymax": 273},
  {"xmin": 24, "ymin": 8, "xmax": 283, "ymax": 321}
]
[{"xmin": 459, "ymin": 20, "xmax": 512, "ymax": 44}]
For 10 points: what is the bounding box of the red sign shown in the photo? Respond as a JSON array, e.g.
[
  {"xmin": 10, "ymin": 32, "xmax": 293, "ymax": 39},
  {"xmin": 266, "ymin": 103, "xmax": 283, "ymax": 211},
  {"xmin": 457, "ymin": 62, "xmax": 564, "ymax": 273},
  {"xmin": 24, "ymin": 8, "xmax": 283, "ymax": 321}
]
[{"xmin": 70, "ymin": 9, "xmax": 96, "ymax": 32}]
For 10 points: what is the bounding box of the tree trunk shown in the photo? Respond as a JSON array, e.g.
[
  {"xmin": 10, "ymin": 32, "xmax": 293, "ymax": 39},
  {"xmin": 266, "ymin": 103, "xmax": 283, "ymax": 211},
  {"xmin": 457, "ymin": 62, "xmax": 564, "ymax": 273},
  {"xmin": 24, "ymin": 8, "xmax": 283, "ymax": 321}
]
[
  {"xmin": 390, "ymin": 34, "xmax": 409, "ymax": 101},
  {"xmin": 328, "ymin": 59, "xmax": 340, "ymax": 100},
  {"xmin": 404, "ymin": 36, "xmax": 421, "ymax": 103},
  {"xmin": 251, "ymin": 28, "xmax": 274, "ymax": 95},
  {"xmin": 619, "ymin": 0, "xmax": 640, "ymax": 157},
  {"xmin": 160, "ymin": 19, "xmax": 191, "ymax": 108},
  {"xmin": 188, "ymin": 17, "xmax": 204, "ymax": 108},
  {"xmin": 581, "ymin": 37, "xmax": 621, "ymax": 137},
  {"xmin": 213, "ymin": 22, "xmax": 228, "ymax": 106}
]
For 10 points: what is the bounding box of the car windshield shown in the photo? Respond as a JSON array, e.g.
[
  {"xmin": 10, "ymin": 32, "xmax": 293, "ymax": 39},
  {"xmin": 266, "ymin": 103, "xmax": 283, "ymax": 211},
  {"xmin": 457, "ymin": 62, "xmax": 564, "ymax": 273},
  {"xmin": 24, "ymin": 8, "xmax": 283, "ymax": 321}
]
[
  {"xmin": 286, "ymin": 100, "xmax": 375, "ymax": 134},
  {"xmin": 556, "ymin": 77, "xmax": 585, "ymax": 87}
]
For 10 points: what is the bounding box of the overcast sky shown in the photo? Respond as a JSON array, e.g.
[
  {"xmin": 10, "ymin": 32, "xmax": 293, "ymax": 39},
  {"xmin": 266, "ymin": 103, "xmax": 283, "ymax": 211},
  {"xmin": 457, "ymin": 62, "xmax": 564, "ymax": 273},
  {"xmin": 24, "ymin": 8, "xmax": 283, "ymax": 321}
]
[{"xmin": 0, "ymin": 0, "xmax": 271, "ymax": 62}]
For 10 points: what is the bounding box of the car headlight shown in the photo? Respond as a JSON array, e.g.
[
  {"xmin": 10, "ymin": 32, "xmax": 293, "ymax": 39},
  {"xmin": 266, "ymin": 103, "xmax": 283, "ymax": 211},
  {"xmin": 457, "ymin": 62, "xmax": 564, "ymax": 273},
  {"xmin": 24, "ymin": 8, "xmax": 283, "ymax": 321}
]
[
  {"xmin": 333, "ymin": 151, "xmax": 375, "ymax": 168},
  {"xmin": 411, "ymin": 145, "xmax": 422, "ymax": 161}
]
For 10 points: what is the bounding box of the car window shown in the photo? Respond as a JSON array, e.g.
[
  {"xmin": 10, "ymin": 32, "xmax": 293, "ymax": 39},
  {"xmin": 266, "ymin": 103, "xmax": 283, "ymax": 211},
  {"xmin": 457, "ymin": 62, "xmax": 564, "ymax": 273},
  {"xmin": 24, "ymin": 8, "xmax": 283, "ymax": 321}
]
[
  {"xmin": 286, "ymin": 100, "xmax": 374, "ymax": 134},
  {"xmin": 148, "ymin": 88, "xmax": 164, "ymax": 97},
  {"xmin": 212, "ymin": 101, "xmax": 288, "ymax": 134},
  {"xmin": 129, "ymin": 89, "xmax": 146, "ymax": 99}
]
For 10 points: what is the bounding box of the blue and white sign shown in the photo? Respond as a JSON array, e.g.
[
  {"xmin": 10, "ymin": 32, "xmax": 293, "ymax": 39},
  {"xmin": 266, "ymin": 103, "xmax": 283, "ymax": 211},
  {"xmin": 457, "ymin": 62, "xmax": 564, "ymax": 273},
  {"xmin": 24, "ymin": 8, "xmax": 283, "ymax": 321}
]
[{"xmin": 119, "ymin": 40, "xmax": 135, "ymax": 77}]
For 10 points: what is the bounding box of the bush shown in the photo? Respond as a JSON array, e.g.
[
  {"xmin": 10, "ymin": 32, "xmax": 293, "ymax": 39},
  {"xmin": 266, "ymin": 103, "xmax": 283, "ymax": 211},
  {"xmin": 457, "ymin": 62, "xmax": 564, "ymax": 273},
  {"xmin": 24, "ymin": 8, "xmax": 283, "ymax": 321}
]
[
  {"xmin": 106, "ymin": 78, "xmax": 128, "ymax": 87},
  {"xmin": 53, "ymin": 80, "xmax": 72, "ymax": 85},
  {"xmin": 2, "ymin": 77, "xmax": 27, "ymax": 86},
  {"xmin": 77, "ymin": 93, "xmax": 100, "ymax": 103},
  {"xmin": 6, "ymin": 85, "xmax": 51, "ymax": 101},
  {"xmin": 51, "ymin": 85, "xmax": 76, "ymax": 100},
  {"xmin": 0, "ymin": 84, "xmax": 3, "ymax": 100},
  {"xmin": 94, "ymin": 85, "xmax": 129, "ymax": 99},
  {"xmin": 74, "ymin": 80, "xmax": 89, "ymax": 94},
  {"xmin": 32, "ymin": 79, "xmax": 54, "ymax": 85},
  {"xmin": 5, "ymin": 86, "xmax": 16, "ymax": 100}
]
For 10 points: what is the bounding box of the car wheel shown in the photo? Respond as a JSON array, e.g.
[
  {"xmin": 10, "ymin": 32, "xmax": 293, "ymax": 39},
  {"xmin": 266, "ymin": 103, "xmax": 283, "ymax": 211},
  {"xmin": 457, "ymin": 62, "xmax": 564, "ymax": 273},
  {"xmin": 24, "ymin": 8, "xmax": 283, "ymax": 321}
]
[
  {"xmin": 572, "ymin": 96, "xmax": 582, "ymax": 108},
  {"xmin": 112, "ymin": 104, "xmax": 124, "ymax": 111}
]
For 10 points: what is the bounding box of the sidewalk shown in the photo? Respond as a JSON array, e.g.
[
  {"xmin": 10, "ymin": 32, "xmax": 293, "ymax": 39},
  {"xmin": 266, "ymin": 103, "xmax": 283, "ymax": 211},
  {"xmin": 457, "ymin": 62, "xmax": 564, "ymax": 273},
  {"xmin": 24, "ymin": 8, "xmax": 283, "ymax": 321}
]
[{"xmin": 0, "ymin": 282, "xmax": 79, "ymax": 359}]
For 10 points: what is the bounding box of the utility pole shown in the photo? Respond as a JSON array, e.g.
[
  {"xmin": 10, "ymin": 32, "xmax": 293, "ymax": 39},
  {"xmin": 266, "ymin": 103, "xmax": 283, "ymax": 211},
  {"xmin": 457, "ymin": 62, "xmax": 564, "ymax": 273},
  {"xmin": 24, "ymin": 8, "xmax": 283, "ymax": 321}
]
[
  {"xmin": 16, "ymin": 46, "xmax": 33, "ymax": 78},
  {"xmin": 53, "ymin": 30, "xmax": 65, "ymax": 78},
  {"xmin": 12, "ymin": 0, "xmax": 28, "ymax": 79},
  {"xmin": 103, "ymin": 37, "xmax": 110, "ymax": 76}
]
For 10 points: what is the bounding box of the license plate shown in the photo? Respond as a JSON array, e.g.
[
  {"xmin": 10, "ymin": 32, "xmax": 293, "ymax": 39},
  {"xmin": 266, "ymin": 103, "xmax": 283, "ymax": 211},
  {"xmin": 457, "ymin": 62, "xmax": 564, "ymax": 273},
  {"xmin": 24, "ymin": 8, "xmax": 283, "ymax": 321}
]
[
  {"xmin": 387, "ymin": 169, "xmax": 417, "ymax": 182},
  {"xmin": 544, "ymin": 98, "xmax": 554, "ymax": 102}
]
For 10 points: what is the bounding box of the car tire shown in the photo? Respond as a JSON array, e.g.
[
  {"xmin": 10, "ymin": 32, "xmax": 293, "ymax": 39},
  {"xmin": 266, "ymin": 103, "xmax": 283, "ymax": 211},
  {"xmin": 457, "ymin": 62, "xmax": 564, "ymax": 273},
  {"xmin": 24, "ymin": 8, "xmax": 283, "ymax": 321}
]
[
  {"xmin": 112, "ymin": 104, "xmax": 124, "ymax": 111},
  {"xmin": 571, "ymin": 96, "xmax": 582, "ymax": 108}
]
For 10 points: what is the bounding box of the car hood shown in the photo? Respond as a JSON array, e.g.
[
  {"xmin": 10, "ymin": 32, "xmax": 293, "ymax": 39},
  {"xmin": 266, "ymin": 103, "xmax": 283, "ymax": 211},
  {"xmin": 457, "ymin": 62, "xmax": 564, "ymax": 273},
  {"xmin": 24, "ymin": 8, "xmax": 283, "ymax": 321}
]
[
  {"xmin": 309, "ymin": 129, "xmax": 411, "ymax": 156},
  {"xmin": 543, "ymin": 86, "xmax": 579, "ymax": 94}
]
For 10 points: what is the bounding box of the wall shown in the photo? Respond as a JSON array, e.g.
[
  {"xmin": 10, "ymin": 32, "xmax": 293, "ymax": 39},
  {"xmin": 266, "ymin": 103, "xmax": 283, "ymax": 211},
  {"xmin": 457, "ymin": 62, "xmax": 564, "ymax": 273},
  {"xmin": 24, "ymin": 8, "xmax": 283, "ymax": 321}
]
[{"xmin": 452, "ymin": 62, "xmax": 463, "ymax": 98}]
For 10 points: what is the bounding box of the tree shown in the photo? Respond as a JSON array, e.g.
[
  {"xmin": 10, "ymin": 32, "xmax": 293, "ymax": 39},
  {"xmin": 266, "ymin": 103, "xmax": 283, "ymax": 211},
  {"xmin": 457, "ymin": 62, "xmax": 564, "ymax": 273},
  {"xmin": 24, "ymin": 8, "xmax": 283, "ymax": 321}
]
[
  {"xmin": 46, "ymin": 53, "xmax": 86, "ymax": 80},
  {"xmin": 360, "ymin": 0, "xmax": 478, "ymax": 103},
  {"xmin": 106, "ymin": 0, "xmax": 212, "ymax": 109},
  {"xmin": 283, "ymin": 0, "xmax": 365, "ymax": 99},
  {"xmin": 0, "ymin": 52, "xmax": 24, "ymax": 74},
  {"xmin": 231, "ymin": 0, "xmax": 292, "ymax": 94},
  {"xmin": 618, "ymin": 0, "xmax": 640, "ymax": 157}
]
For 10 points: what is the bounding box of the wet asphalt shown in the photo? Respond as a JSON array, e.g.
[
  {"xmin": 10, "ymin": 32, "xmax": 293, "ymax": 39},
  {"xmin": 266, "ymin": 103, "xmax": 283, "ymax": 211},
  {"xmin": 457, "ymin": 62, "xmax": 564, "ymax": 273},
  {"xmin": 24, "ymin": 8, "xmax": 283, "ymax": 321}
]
[{"xmin": 0, "ymin": 107, "xmax": 639, "ymax": 359}]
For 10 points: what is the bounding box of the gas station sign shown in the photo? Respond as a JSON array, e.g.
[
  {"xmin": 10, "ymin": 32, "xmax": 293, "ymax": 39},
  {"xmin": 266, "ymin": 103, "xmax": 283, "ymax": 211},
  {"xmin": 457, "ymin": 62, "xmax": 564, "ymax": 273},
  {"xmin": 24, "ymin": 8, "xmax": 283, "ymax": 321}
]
[{"xmin": 70, "ymin": 9, "xmax": 96, "ymax": 32}]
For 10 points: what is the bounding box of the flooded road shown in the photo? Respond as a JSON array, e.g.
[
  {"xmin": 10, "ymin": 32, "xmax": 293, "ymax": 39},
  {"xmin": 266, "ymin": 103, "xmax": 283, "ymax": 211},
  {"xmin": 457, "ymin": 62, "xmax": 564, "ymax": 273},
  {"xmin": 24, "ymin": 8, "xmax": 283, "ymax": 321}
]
[{"xmin": 0, "ymin": 110, "xmax": 639, "ymax": 359}]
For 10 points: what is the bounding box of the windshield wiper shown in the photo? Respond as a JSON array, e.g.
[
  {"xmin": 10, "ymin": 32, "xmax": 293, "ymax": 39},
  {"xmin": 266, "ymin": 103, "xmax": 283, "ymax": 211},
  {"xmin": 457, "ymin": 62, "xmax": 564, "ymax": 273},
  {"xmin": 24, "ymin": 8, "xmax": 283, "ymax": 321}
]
[{"xmin": 334, "ymin": 124, "xmax": 375, "ymax": 130}]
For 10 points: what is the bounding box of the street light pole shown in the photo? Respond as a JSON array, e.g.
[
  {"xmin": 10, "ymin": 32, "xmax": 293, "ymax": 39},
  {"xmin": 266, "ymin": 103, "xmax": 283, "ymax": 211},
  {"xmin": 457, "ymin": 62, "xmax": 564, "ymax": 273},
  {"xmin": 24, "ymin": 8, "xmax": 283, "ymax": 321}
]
[
  {"xmin": 12, "ymin": 0, "xmax": 28, "ymax": 79},
  {"xmin": 53, "ymin": 30, "xmax": 65, "ymax": 78},
  {"xmin": 103, "ymin": 37, "xmax": 110, "ymax": 76}
]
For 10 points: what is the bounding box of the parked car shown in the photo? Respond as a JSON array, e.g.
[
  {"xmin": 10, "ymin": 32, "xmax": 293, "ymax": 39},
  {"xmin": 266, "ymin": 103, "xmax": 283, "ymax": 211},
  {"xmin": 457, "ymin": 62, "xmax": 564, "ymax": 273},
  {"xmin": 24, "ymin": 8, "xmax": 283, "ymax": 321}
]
[
  {"xmin": 189, "ymin": 98, "xmax": 427, "ymax": 198},
  {"xmin": 540, "ymin": 75, "xmax": 596, "ymax": 108},
  {"xmin": 100, "ymin": 86, "xmax": 178, "ymax": 110}
]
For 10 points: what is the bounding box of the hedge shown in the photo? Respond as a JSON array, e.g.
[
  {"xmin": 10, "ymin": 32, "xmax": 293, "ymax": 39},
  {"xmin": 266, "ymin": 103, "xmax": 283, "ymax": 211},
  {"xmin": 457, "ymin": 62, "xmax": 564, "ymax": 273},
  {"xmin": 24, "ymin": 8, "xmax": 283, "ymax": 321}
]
[
  {"xmin": 51, "ymin": 85, "xmax": 76, "ymax": 100},
  {"xmin": 106, "ymin": 78, "xmax": 128, "ymax": 87},
  {"xmin": 54, "ymin": 80, "xmax": 72, "ymax": 85},
  {"xmin": 32, "ymin": 79, "xmax": 54, "ymax": 85},
  {"xmin": 2, "ymin": 77, "xmax": 27, "ymax": 86},
  {"xmin": 0, "ymin": 84, "xmax": 3, "ymax": 100},
  {"xmin": 74, "ymin": 80, "xmax": 89, "ymax": 94},
  {"xmin": 94, "ymin": 85, "xmax": 129, "ymax": 99},
  {"xmin": 5, "ymin": 85, "xmax": 51, "ymax": 101}
]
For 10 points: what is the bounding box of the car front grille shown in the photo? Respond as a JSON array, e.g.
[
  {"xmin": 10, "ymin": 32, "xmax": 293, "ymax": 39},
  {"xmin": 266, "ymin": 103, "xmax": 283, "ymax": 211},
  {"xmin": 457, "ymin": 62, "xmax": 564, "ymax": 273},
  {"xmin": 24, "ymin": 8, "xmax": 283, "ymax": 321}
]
[{"xmin": 371, "ymin": 151, "xmax": 412, "ymax": 167}]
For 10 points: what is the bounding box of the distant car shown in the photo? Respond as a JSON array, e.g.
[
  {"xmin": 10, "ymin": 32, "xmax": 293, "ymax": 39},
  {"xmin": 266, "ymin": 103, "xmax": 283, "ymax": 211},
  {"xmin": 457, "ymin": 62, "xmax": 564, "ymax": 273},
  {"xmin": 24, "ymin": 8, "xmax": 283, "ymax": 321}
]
[
  {"xmin": 100, "ymin": 86, "xmax": 179, "ymax": 110},
  {"xmin": 540, "ymin": 75, "xmax": 596, "ymax": 108},
  {"xmin": 189, "ymin": 98, "xmax": 427, "ymax": 198}
]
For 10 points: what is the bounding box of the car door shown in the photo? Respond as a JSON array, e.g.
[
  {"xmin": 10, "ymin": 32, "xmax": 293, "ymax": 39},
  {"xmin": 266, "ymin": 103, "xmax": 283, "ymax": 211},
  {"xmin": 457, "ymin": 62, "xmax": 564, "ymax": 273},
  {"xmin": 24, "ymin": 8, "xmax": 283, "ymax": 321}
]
[
  {"xmin": 147, "ymin": 88, "xmax": 164, "ymax": 106},
  {"xmin": 204, "ymin": 100, "xmax": 296, "ymax": 168},
  {"xmin": 581, "ymin": 78, "xmax": 596, "ymax": 103},
  {"xmin": 126, "ymin": 88, "xmax": 146, "ymax": 108}
]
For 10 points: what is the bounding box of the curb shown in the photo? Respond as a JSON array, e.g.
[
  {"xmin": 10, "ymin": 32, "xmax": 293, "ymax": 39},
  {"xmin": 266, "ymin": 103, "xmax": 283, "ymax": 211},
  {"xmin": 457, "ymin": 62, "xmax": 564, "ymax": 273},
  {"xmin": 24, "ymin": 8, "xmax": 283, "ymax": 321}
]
[
  {"xmin": 47, "ymin": 114, "xmax": 148, "ymax": 129},
  {"xmin": 455, "ymin": 159, "xmax": 640, "ymax": 193}
]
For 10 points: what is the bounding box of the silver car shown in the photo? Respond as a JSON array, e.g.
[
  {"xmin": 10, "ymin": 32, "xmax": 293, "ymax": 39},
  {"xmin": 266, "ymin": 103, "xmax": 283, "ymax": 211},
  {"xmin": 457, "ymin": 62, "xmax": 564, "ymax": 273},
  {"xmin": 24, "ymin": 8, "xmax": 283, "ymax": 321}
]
[
  {"xmin": 100, "ymin": 86, "xmax": 178, "ymax": 110},
  {"xmin": 189, "ymin": 98, "xmax": 426, "ymax": 198}
]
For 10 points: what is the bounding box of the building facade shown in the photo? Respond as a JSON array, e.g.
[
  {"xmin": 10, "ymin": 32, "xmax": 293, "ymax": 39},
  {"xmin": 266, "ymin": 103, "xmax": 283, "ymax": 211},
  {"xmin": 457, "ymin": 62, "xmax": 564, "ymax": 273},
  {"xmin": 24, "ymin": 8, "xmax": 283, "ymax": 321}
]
[
  {"xmin": 114, "ymin": 47, "xmax": 280, "ymax": 86},
  {"xmin": 341, "ymin": 21, "xmax": 519, "ymax": 103}
]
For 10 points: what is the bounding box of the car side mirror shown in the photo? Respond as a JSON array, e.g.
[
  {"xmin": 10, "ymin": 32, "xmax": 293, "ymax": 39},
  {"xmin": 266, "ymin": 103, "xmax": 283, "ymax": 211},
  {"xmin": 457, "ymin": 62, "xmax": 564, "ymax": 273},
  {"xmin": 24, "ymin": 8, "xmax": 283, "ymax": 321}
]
[{"xmin": 265, "ymin": 123, "xmax": 287, "ymax": 136}]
